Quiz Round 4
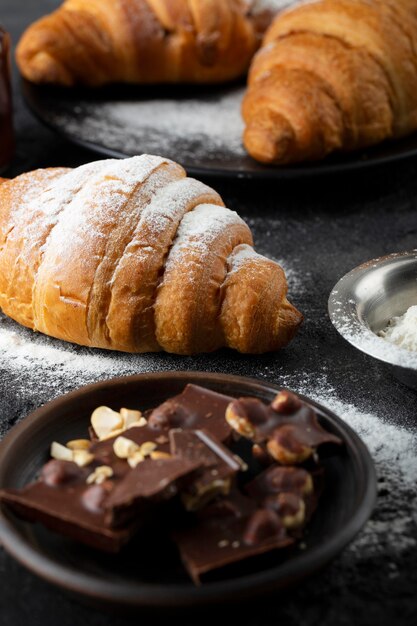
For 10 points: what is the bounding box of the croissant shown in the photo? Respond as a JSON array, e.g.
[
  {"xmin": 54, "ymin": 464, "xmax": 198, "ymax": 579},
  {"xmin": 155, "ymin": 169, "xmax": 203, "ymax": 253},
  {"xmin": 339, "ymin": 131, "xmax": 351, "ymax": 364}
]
[
  {"xmin": 0, "ymin": 155, "xmax": 302, "ymax": 354},
  {"xmin": 242, "ymin": 0, "xmax": 417, "ymax": 164},
  {"xmin": 16, "ymin": 0, "xmax": 280, "ymax": 87}
]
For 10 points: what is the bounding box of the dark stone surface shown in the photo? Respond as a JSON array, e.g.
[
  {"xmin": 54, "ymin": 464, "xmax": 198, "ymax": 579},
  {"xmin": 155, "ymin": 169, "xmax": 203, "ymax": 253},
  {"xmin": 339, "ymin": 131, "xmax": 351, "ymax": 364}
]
[{"xmin": 1, "ymin": 2, "xmax": 417, "ymax": 625}]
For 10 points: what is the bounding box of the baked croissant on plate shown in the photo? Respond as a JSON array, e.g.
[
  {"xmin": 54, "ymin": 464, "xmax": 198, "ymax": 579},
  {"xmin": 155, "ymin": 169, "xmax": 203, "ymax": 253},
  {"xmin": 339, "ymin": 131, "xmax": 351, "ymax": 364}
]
[
  {"xmin": 0, "ymin": 155, "xmax": 302, "ymax": 354},
  {"xmin": 243, "ymin": 0, "xmax": 417, "ymax": 164},
  {"xmin": 16, "ymin": 0, "xmax": 280, "ymax": 87}
]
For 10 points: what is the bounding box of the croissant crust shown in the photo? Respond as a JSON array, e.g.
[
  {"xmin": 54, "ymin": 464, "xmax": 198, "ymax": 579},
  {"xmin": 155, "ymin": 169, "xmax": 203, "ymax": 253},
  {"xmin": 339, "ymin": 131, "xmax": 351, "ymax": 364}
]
[
  {"xmin": 0, "ymin": 155, "xmax": 302, "ymax": 354},
  {"xmin": 16, "ymin": 0, "xmax": 277, "ymax": 86},
  {"xmin": 242, "ymin": 0, "xmax": 417, "ymax": 164}
]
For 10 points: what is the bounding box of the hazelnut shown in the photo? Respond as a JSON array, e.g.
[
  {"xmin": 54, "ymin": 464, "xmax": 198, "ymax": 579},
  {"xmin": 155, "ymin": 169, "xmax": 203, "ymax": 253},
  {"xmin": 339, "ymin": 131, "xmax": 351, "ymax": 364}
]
[
  {"xmin": 225, "ymin": 402, "xmax": 256, "ymax": 439},
  {"xmin": 41, "ymin": 459, "xmax": 83, "ymax": 487},
  {"xmin": 243, "ymin": 509, "xmax": 284, "ymax": 546},
  {"xmin": 264, "ymin": 493, "xmax": 306, "ymax": 529},
  {"xmin": 266, "ymin": 426, "xmax": 313, "ymax": 465},
  {"xmin": 271, "ymin": 390, "xmax": 302, "ymax": 414},
  {"xmin": 268, "ymin": 467, "xmax": 313, "ymax": 496},
  {"xmin": 81, "ymin": 484, "xmax": 108, "ymax": 514}
]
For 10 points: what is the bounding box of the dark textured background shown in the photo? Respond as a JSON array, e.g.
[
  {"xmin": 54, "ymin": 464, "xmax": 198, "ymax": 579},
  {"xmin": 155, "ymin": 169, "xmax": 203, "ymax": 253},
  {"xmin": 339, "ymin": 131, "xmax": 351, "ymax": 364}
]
[{"xmin": 1, "ymin": 1, "xmax": 417, "ymax": 625}]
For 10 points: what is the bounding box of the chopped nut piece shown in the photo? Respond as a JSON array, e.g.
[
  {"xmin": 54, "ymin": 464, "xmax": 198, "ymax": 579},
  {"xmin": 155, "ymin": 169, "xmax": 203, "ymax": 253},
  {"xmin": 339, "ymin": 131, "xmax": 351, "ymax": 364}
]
[
  {"xmin": 113, "ymin": 436, "xmax": 140, "ymax": 459},
  {"xmin": 99, "ymin": 427, "xmax": 125, "ymax": 442},
  {"xmin": 140, "ymin": 441, "xmax": 157, "ymax": 457},
  {"xmin": 126, "ymin": 418, "xmax": 147, "ymax": 429},
  {"xmin": 127, "ymin": 451, "xmax": 145, "ymax": 468},
  {"xmin": 66, "ymin": 439, "xmax": 91, "ymax": 451},
  {"xmin": 50, "ymin": 442, "xmax": 73, "ymax": 462},
  {"xmin": 72, "ymin": 450, "xmax": 94, "ymax": 467},
  {"xmin": 225, "ymin": 403, "xmax": 256, "ymax": 438},
  {"xmin": 87, "ymin": 465, "xmax": 114, "ymax": 485},
  {"xmin": 91, "ymin": 406, "xmax": 123, "ymax": 440},
  {"xmin": 120, "ymin": 408, "xmax": 143, "ymax": 428},
  {"xmin": 150, "ymin": 451, "xmax": 172, "ymax": 460}
]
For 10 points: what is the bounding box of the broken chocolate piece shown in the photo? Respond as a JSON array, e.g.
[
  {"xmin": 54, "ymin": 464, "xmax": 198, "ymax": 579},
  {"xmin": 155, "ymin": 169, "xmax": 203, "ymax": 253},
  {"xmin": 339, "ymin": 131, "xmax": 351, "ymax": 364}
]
[
  {"xmin": 148, "ymin": 385, "xmax": 233, "ymax": 443},
  {"xmin": 0, "ymin": 451, "xmax": 201, "ymax": 548},
  {"xmin": 174, "ymin": 493, "xmax": 293, "ymax": 584},
  {"xmin": 0, "ymin": 460, "xmax": 132, "ymax": 552},
  {"xmin": 226, "ymin": 390, "xmax": 341, "ymax": 464},
  {"xmin": 104, "ymin": 457, "xmax": 201, "ymax": 526},
  {"xmin": 169, "ymin": 429, "xmax": 246, "ymax": 510}
]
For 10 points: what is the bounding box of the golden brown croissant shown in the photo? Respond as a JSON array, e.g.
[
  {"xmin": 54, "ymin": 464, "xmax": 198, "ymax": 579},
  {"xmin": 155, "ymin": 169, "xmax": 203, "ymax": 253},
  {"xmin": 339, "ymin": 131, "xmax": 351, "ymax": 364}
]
[
  {"xmin": 16, "ymin": 0, "xmax": 281, "ymax": 86},
  {"xmin": 243, "ymin": 0, "xmax": 417, "ymax": 164},
  {"xmin": 0, "ymin": 155, "xmax": 302, "ymax": 354}
]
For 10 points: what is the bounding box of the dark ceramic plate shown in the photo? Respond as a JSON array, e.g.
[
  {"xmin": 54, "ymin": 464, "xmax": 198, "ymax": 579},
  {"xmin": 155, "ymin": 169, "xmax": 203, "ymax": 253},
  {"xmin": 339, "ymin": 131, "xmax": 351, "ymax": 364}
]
[
  {"xmin": 0, "ymin": 371, "xmax": 376, "ymax": 608},
  {"xmin": 22, "ymin": 79, "xmax": 417, "ymax": 179}
]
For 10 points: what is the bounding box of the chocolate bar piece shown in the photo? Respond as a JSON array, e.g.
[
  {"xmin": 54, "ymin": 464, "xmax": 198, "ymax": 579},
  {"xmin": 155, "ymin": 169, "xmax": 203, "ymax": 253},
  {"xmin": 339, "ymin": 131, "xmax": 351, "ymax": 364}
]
[
  {"xmin": 226, "ymin": 390, "xmax": 342, "ymax": 464},
  {"xmin": 148, "ymin": 384, "xmax": 233, "ymax": 443},
  {"xmin": 174, "ymin": 492, "xmax": 293, "ymax": 584},
  {"xmin": 0, "ymin": 460, "xmax": 133, "ymax": 552},
  {"xmin": 169, "ymin": 429, "xmax": 246, "ymax": 510},
  {"xmin": 0, "ymin": 453, "xmax": 201, "ymax": 550},
  {"xmin": 105, "ymin": 457, "xmax": 201, "ymax": 526}
]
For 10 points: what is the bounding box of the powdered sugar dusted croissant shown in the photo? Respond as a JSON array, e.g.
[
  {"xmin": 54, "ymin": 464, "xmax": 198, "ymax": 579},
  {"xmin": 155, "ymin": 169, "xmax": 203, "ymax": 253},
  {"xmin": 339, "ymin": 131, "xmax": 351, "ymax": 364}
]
[
  {"xmin": 16, "ymin": 0, "xmax": 282, "ymax": 87},
  {"xmin": 0, "ymin": 155, "xmax": 302, "ymax": 354}
]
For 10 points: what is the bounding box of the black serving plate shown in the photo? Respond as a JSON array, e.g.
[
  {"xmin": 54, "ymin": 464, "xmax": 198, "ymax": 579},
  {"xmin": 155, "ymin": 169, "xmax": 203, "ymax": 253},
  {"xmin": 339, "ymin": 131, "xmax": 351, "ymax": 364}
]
[
  {"xmin": 22, "ymin": 79, "xmax": 417, "ymax": 179},
  {"xmin": 0, "ymin": 371, "xmax": 376, "ymax": 608}
]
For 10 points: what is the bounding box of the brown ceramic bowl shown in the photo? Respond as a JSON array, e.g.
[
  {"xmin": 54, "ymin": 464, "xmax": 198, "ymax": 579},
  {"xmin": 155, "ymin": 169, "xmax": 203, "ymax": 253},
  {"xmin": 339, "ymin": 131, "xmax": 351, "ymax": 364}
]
[{"xmin": 0, "ymin": 372, "xmax": 376, "ymax": 609}]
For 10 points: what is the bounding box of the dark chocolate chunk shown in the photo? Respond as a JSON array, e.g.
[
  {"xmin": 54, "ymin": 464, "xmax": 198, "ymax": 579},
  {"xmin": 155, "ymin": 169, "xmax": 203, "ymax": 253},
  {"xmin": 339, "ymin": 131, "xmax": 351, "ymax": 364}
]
[
  {"xmin": 173, "ymin": 493, "xmax": 293, "ymax": 584},
  {"xmin": 104, "ymin": 457, "xmax": 201, "ymax": 526},
  {"xmin": 0, "ymin": 461, "xmax": 132, "ymax": 552},
  {"xmin": 169, "ymin": 429, "xmax": 246, "ymax": 510},
  {"xmin": 148, "ymin": 384, "xmax": 233, "ymax": 442},
  {"xmin": 226, "ymin": 390, "xmax": 342, "ymax": 464}
]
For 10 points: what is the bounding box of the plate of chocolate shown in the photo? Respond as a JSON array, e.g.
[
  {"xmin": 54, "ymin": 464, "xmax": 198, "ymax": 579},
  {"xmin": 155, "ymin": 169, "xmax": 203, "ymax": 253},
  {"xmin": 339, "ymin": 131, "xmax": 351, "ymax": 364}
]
[{"xmin": 0, "ymin": 372, "xmax": 376, "ymax": 608}]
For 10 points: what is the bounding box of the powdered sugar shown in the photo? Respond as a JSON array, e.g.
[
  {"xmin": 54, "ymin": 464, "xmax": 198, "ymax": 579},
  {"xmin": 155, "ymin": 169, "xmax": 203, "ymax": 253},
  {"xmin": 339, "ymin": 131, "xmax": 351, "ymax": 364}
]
[
  {"xmin": 0, "ymin": 310, "xmax": 416, "ymax": 568},
  {"xmin": 163, "ymin": 204, "xmax": 248, "ymax": 272},
  {"xmin": 48, "ymin": 86, "xmax": 246, "ymax": 165},
  {"xmin": 330, "ymin": 301, "xmax": 417, "ymax": 370},
  {"xmin": 379, "ymin": 305, "xmax": 417, "ymax": 352},
  {"xmin": 248, "ymin": 0, "xmax": 300, "ymax": 14},
  {"xmin": 228, "ymin": 244, "xmax": 261, "ymax": 271}
]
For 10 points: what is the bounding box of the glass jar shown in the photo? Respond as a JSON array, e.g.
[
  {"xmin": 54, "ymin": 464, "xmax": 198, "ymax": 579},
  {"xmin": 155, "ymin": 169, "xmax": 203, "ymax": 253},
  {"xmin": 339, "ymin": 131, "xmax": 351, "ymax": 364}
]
[{"xmin": 0, "ymin": 26, "xmax": 14, "ymax": 174}]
